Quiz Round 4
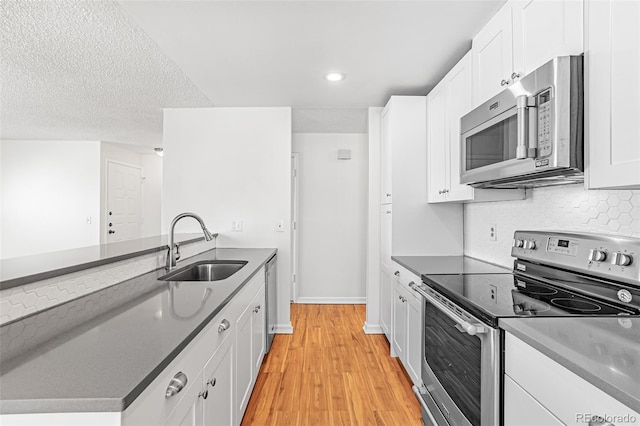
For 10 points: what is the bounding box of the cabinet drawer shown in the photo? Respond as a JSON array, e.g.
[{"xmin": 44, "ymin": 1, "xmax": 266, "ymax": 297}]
[
  {"xmin": 505, "ymin": 333, "xmax": 640, "ymax": 426},
  {"xmin": 391, "ymin": 262, "xmax": 421, "ymax": 289},
  {"xmin": 504, "ymin": 375, "xmax": 563, "ymax": 426}
]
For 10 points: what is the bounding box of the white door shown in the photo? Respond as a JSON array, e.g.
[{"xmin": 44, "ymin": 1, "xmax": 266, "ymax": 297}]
[
  {"xmin": 426, "ymin": 80, "xmax": 448, "ymax": 202},
  {"xmin": 106, "ymin": 161, "xmax": 141, "ymax": 243},
  {"xmin": 291, "ymin": 153, "xmax": 300, "ymax": 301}
]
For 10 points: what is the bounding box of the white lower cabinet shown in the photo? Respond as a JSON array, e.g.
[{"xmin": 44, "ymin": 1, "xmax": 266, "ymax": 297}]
[
  {"xmin": 236, "ymin": 285, "xmax": 266, "ymax": 419},
  {"xmin": 390, "ymin": 263, "xmax": 422, "ymax": 386},
  {"xmin": 120, "ymin": 269, "xmax": 266, "ymax": 426},
  {"xmin": 504, "ymin": 332, "xmax": 640, "ymax": 426}
]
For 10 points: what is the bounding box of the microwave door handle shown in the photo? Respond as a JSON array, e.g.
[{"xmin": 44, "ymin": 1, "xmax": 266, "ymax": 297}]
[{"xmin": 516, "ymin": 95, "xmax": 538, "ymax": 159}]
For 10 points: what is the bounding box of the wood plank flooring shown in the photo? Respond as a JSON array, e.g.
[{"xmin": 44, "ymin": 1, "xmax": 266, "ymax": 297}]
[{"xmin": 241, "ymin": 304, "xmax": 422, "ymax": 425}]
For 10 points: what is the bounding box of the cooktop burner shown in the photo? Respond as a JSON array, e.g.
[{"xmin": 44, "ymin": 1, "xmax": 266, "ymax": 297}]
[{"xmin": 550, "ymin": 298, "xmax": 602, "ymax": 312}]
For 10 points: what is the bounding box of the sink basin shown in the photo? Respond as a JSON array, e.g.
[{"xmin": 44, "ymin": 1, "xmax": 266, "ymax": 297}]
[{"xmin": 160, "ymin": 260, "xmax": 247, "ymax": 282}]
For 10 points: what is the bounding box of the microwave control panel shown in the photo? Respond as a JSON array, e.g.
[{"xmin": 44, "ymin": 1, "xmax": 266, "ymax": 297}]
[{"xmin": 537, "ymin": 89, "xmax": 553, "ymax": 157}]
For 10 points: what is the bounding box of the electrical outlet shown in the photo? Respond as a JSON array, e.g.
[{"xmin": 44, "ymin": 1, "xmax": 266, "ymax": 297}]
[
  {"xmin": 489, "ymin": 224, "xmax": 497, "ymax": 241},
  {"xmin": 489, "ymin": 285, "xmax": 498, "ymax": 303},
  {"xmin": 231, "ymin": 220, "xmax": 243, "ymax": 232}
]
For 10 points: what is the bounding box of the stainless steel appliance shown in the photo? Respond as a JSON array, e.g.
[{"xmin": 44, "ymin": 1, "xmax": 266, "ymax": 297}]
[
  {"xmin": 460, "ymin": 56, "xmax": 584, "ymax": 189},
  {"xmin": 411, "ymin": 231, "xmax": 640, "ymax": 426},
  {"xmin": 265, "ymin": 254, "xmax": 277, "ymax": 353}
]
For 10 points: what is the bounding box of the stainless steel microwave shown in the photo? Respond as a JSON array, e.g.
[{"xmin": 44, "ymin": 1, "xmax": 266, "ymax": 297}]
[{"xmin": 460, "ymin": 56, "xmax": 584, "ymax": 189}]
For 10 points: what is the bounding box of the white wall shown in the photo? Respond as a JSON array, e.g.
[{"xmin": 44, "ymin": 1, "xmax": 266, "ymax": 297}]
[
  {"xmin": 464, "ymin": 186, "xmax": 640, "ymax": 267},
  {"xmin": 292, "ymin": 133, "xmax": 368, "ymax": 303},
  {"xmin": 0, "ymin": 140, "xmax": 101, "ymax": 259},
  {"xmin": 141, "ymin": 154, "xmax": 163, "ymax": 237},
  {"xmin": 365, "ymin": 108, "xmax": 382, "ymax": 332},
  {"xmin": 162, "ymin": 107, "xmax": 293, "ymax": 332}
]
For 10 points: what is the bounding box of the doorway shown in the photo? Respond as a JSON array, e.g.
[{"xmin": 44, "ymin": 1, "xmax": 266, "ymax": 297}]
[
  {"xmin": 106, "ymin": 161, "xmax": 142, "ymax": 243},
  {"xmin": 291, "ymin": 153, "xmax": 300, "ymax": 302}
]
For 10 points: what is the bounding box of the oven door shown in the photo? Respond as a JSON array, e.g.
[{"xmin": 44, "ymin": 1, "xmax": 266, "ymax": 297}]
[{"xmin": 411, "ymin": 284, "xmax": 501, "ymax": 426}]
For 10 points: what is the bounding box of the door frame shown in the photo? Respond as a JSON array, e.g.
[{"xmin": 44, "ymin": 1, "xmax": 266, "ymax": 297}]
[
  {"xmin": 104, "ymin": 159, "xmax": 143, "ymax": 244},
  {"xmin": 291, "ymin": 153, "xmax": 300, "ymax": 302}
]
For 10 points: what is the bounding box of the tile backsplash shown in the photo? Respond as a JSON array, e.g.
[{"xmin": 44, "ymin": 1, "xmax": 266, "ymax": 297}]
[{"xmin": 464, "ymin": 185, "xmax": 640, "ymax": 268}]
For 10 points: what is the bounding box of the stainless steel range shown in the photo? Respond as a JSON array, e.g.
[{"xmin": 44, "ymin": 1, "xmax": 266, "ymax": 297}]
[{"xmin": 410, "ymin": 231, "xmax": 640, "ymax": 426}]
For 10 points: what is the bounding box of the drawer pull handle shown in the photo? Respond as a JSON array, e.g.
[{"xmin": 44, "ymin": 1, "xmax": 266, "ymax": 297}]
[
  {"xmin": 589, "ymin": 416, "xmax": 615, "ymax": 426},
  {"xmin": 165, "ymin": 372, "xmax": 188, "ymax": 399},
  {"xmin": 218, "ymin": 319, "xmax": 231, "ymax": 333},
  {"xmin": 198, "ymin": 389, "xmax": 208, "ymax": 400},
  {"xmin": 207, "ymin": 377, "xmax": 217, "ymax": 387}
]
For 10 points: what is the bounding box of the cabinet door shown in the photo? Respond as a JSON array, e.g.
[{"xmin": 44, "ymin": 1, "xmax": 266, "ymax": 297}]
[
  {"xmin": 472, "ymin": 3, "xmax": 514, "ymax": 106},
  {"xmin": 380, "ymin": 205, "xmax": 392, "ymax": 273},
  {"xmin": 235, "ymin": 302, "xmax": 254, "ymax": 419},
  {"xmin": 504, "ymin": 375, "xmax": 563, "ymax": 426},
  {"xmin": 391, "ymin": 282, "xmax": 406, "ymax": 360},
  {"xmin": 252, "ymin": 286, "xmax": 266, "ymax": 375},
  {"xmin": 379, "ymin": 269, "xmax": 392, "ymax": 340},
  {"xmin": 586, "ymin": 0, "xmax": 640, "ymax": 189},
  {"xmin": 512, "ymin": 0, "xmax": 583, "ymax": 76},
  {"xmin": 405, "ymin": 292, "xmax": 422, "ymax": 387},
  {"xmin": 381, "ymin": 105, "xmax": 392, "ymax": 204},
  {"xmin": 203, "ymin": 337, "xmax": 234, "ymax": 426},
  {"xmin": 445, "ymin": 52, "xmax": 475, "ymax": 202},
  {"xmin": 426, "ymin": 80, "xmax": 448, "ymax": 202}
]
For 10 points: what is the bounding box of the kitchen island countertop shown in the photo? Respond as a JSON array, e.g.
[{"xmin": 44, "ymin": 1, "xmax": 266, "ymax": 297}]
[
  {"xmin": 500, "ymin": 316, "xmax": 640, "ymax": 413},
  {"xmin": 0, "ymin": 247, "xmax": 276, "ymax": 414}
]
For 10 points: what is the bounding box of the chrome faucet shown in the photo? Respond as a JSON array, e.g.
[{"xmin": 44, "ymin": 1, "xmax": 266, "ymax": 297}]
[{"xmin": 166, "ymin": 212, "xmax": 215, "ymax": 270}]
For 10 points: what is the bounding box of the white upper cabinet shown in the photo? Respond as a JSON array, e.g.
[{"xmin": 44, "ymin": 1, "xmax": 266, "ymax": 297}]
[
  {"xmin": 473, "ymin": 0, "xmax": 584, "ymax": 107},
  {"xmin": 586, "ymin": 0, "xmax": 640, "ymax": 189},
  {"xmin": 427, "ymin": 52, "xmax": 524, "ymax": 203},
  {"xmin": 472, "ymin": 3, "xmax": 514, "ymax": 106},
  {"xmin": 512, "ymin": 0, "xmax": 583, "ymax": 76}
]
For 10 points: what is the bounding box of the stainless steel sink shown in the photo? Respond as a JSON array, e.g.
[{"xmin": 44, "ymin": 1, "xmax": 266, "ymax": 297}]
[{"xmin": 159, "ymin": 260, "xmax": 247, "ymax": 282}]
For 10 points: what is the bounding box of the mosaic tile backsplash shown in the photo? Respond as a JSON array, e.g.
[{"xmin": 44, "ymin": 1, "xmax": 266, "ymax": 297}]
[
  {"xmin": 464, "ymin": 185, "xmax": 640, "ymax": 268},
  {"xmin": 0, "ymin": 239, "xmax": 215, "ymax": 325}
]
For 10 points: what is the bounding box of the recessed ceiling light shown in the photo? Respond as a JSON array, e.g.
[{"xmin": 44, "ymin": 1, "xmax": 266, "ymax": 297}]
[{"xmin": 325, "ymin": 72, "xmax": 345, "ymax": 82}]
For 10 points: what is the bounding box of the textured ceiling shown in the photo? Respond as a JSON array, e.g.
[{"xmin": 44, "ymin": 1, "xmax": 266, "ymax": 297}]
[
  {"xmin": 119, "ymin": 0, "xmax": 504, "ymax": 108},
  {"xmin": 0, "ymin": 0, "xmax": 213, "ymax": 147}
]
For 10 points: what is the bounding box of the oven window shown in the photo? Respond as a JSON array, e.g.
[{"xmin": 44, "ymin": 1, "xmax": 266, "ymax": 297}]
[
  {"xmin": 424, "ymin": 301, "xmax": 481, "ymax": 425},
  {"xmin": 465, "ymin": 114, "xmax": 518, "ymax": 170}
]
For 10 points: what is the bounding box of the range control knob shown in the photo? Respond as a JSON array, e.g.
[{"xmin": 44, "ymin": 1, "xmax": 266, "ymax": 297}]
[
  {"xmin": 612, "ymin": 252, "xmax": 633, "ymax": 267},
  {"xmin": 523, "ymin": 240, "xmax": 536, "ymax": 250},
  {"xmin": 512, "ymin": 239, "xmax": 524, "ymax": 248},
  {"xmin": 588, "ymin": 249, "xmax": 607, "ymax": 262}
]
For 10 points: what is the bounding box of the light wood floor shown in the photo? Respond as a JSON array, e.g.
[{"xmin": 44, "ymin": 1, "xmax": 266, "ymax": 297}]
[{"xmin": 241, "ymin": 304, "xmax": 422, "ymax": 425}]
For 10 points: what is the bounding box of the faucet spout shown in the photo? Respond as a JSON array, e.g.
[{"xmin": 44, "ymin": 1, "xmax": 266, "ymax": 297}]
[{"xmin": 167, "ymin": 212, "xmax": 214, "ymax": 270}]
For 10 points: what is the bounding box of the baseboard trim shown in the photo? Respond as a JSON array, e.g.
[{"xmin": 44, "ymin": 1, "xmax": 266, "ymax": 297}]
[
  {"xmin": 274, "ymin": 323, "xmax": 293, "ymax": 334},
  {"xmin": 363, "ymin": 322, "xmax": 383, "ymax": 334},
  {"xmin": 295, "ymin": 297, "xmax": 366, "ymax": 304}
]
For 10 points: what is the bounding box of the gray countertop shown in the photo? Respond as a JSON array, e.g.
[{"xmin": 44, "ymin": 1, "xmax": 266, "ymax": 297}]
[
  {"xmin": 0, "ymin": 233, "xmax": 216, "ymax": 290},
  {"xmin": 500, "ymin": 317, "xmax": 640, "ymax": 412},
  {"xmin": 0, "ymin": 247, "xmax": 276, "ymax": 414},
  {"xmin": 391, "ymin": 255, "xmax": 511, "ymax": 277}
]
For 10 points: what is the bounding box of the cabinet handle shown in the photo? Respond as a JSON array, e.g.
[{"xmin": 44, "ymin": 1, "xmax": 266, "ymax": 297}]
[
  {"xmin": 589, "ymin": 416, "xmax": 615, "ymax": 426},
  {"xmin": 165, "ymin": 372, "xmax": 188, "ymax": 399},
  {"xmin": 501, "ymin": 79, "xmax": 510, "ymax": 86},
  {"xmin": 198, "ymin": 389, "xmax": 208, "ymax": 400},
  {"xmin": 386, "ymin": 193, "xmax": 391, "ymax": 197},
  {"xmin": 394, "ymin": 271, "xmax": 400, "ymax": 277},
  {"xmin": 253, "ymin": 304, "xmax": 261, "ymax": 313},
  {"xmin": 386, "ymin": 210, "xmax": 391, "ymax": 214},
  {"xmin": 207, "ymin": 377, "xmax": 217, "ymax": 387},
  {"xmin": 511, "ymin": 72, "xmax": 521, "ymax": 80},
  {"xmin": 218, "ymin": 319, "xmax": 230, "ymax": 333}
]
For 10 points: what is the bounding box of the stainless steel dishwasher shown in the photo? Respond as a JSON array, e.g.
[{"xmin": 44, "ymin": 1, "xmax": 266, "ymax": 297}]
[{"xmin": 265, "ymin": 254, "xmax": 277, "ymax": 353}]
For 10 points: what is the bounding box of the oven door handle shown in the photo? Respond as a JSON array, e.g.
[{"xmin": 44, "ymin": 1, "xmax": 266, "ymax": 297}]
[{"xmin": 409, "ymin": 282, "xmax": 487, "ymax": 336}]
